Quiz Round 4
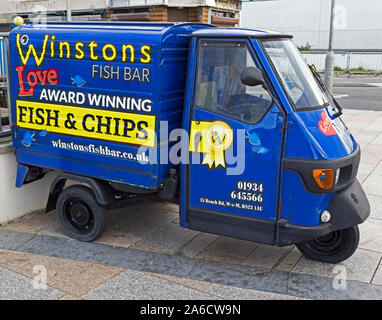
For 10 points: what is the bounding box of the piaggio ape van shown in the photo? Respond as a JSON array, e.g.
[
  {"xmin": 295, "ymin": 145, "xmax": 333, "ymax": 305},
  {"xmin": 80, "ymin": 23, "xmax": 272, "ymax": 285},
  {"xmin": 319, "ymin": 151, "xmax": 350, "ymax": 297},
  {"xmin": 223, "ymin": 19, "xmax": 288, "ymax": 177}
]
[{"xmin": 8, "ymin": 22, "xmax": 370, "ymax": 263}]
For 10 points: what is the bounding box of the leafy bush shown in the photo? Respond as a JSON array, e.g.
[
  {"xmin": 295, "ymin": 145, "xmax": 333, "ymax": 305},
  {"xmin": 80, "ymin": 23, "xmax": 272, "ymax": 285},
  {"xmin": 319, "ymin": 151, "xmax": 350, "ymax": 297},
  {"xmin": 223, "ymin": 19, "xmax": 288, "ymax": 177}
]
[{"xmin": 298, "ymin": 42, "xmax": 312, "ymax": 51}]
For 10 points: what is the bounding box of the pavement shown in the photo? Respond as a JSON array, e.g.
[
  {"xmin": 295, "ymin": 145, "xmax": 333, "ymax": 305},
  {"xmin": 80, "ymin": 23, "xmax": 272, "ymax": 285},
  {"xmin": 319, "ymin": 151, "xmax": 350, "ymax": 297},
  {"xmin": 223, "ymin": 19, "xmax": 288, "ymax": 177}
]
[{"xmin": 0, "ymin": 108, "xmax": 381, "ymax": 300}]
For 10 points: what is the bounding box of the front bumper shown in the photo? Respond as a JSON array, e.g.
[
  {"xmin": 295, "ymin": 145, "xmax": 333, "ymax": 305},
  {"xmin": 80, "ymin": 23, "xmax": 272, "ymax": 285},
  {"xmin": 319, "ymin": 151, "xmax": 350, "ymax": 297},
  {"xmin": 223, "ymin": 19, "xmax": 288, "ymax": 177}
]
[
  {"xmin": 283, "ymin": 144, "xmax": 360, "ymax": 193},
  {"xmin": 277, "ymin": 178, "xmax": 370, "ymax": 245}
]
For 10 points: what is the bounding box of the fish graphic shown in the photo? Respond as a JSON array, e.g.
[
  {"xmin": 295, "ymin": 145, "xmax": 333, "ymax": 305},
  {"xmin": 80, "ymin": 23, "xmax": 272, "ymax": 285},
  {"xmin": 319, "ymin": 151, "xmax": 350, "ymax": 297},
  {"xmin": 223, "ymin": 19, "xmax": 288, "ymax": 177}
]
[
  {"xmin": 70, "ymin": 75, "xmax": 87, "ymax": 88},
  {"xmin": 39, "ymin": 129, "xmax": 47, "ymax": 137},
  {"xmin": 245, "ymin": 130, "xmax": 268, "ymax": 154},
  {"xmin": 21, "ymin": 130, "xmax": 36, "ymax": 148}
]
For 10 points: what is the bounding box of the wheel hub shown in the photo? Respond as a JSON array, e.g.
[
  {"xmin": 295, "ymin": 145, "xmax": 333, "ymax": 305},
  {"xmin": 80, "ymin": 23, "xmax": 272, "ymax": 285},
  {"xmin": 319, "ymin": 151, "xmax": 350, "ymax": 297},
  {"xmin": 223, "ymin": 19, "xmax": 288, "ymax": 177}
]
[
  {"xmin": 69, "ymin": 202, "xmax": 90, "ymax": 226},
  {"xmin": 306, "ymin": 230, "xmax": 343, "ymax": 255}
]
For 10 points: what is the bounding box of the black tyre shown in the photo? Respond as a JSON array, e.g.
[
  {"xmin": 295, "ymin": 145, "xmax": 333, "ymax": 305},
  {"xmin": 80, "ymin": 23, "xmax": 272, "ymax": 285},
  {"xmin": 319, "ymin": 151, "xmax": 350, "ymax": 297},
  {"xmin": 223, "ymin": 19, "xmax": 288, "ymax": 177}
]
[
  {"xmin": 56, "ymin": 185, "xmax": 107, "ymax": 241},
  {"xmin": 296, "ymin": 226, "xmax": 360, "ymax": 263}
]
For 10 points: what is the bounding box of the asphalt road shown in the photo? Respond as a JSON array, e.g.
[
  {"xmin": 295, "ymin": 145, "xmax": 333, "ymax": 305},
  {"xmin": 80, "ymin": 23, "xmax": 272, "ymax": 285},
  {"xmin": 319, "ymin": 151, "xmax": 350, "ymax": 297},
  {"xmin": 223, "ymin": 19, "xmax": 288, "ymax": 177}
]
[{"xmin": 333, "ymin": 77, "xmax": 382, "ymax": 111}]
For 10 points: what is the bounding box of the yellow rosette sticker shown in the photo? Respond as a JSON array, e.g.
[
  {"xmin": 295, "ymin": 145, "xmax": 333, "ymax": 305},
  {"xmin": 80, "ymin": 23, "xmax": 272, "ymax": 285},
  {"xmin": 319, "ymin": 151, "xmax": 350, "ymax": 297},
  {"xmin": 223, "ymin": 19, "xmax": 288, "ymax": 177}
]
[{"xmin": 190, "ymin": 120, "xmax": 233, "ymax": 169}]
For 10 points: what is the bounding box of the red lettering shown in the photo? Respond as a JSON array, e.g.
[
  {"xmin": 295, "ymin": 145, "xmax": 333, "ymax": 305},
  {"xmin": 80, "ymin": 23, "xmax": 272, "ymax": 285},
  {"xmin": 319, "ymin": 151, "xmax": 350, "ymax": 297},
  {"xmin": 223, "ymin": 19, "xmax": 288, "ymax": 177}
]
[
  {"xmin": 26, "ymin": 71, "xmax": 39, "ymax": 86},
  {"xmin": 47, "ymin": 69, "xmax": 58, "ymax": 85},
  {"xmin": 15, "ymin": 66, "xmax": 59, "ymax": 97},
  {"xmin": 16, "ymin": 65, "xmax": 34, "ymax": 96},
  {"xmin": 35, "ymin": 69, "xmax": 48, "ymax": 85}
]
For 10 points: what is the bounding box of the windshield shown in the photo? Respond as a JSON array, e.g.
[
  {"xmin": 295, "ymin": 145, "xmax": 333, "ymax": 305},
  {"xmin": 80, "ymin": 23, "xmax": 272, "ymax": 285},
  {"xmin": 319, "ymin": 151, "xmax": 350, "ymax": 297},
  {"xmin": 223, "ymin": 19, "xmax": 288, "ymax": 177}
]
[{"xmin": 262, "ymin": 39, "xmax": 329, "ymax": 110}]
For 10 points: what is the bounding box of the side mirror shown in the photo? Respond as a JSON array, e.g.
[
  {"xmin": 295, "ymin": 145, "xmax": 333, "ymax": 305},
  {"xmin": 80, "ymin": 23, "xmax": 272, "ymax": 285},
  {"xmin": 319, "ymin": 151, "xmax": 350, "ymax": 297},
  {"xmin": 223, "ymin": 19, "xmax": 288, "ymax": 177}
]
[{"xmin": 241, "ymin": 67, "xmax": 265, "ymax": 87}]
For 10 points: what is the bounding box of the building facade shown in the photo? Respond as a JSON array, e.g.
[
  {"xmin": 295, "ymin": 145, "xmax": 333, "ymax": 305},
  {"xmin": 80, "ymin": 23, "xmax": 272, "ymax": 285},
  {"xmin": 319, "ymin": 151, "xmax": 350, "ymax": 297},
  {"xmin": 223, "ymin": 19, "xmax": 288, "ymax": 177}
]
[
  {"xmin": 241, "ymin": 0, "xmax": 382, "ymax": 50},
  {"xmin": 0, "ymin": 0, "xmax": 241, "ymax": 31}
]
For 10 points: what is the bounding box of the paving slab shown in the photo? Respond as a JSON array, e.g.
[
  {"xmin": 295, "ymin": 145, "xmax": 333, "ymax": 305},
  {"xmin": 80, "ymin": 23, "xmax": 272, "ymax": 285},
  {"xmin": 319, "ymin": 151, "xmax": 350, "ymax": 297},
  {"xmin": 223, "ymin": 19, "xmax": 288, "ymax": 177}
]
[
  {"xmin": 366, "ymin": 194, "xmax": 382, "ymax": 220},
  {"xmin": 178, "ymin": 233, "xmax": 219, "ymax": 259},
  {"xmin": 18, "ymin": 234, "xmax": 113, "ymax": 263},
  {"xmin": 362, "ymin": 174, "xmax": 382, "ymax": 196},
  {"xmin": 358, "ymin": 218, "xmax": 382, "ymax": 253},
  {"xmin": 372, "ymin": 264, "xmax": 382, "ymax": 285},
  {"xmin": 133, "ymin": 222, "xmax": 200, "ymax": 255},
  {"xmin": 205, "ymin": 283, "xmax": 304, "ymax": 300},
  {"xmin": 196, "ymin": 236, "xmax": 259, "ymax": 264},
  {"xmin": 352, "ymin": 113, "xmax": 380, "ymax": 122},
  {"xmin": 0, "ymin": 225, "xmax": 381, "ymax": 300},
  {"xmin": 292, "ymin": 248, "xmax": 381, "ymax": 283},
  {"xmin": 358, "ymin": 162, "xmax": 376, "ymax": 176},
  {"xmin": 0, "ymin": 266, "xmax": 64, "ymax": 300},
  {"xmin": 0, "ymin": 230, "xmax": 35, "ymax": 251},
  {"xmin": 356, "ymin": 134, "xmax": 380, "ymax": 147},
  {"xmin": 156, "ymin": 201, "xmax": 180, "ymax": 213},
  {"xmin": 84, "ymin": 269, "xmax": 216, "ymax": 300},
  {"xmin": 342, "ymin": 109, "xmax": 362, "ymax": 116},
  {"xmin": 369, "ymin": 161, "xmax": 382, "ymax": 175},
  {"xmin": 99, "ymin": 246, "xmax": 195, "ymax": 278},
  {"xmin": 242, "ymin": 244, "xmax": 290, "ymax": 269},
  {"xmin": 0, "ymin": 211, "xmax": 59, "ymax": 234},
  {"xmin": 367, "ymin": 125, "xmax": 382, "ymax": 132},
  {"xmin": 94, "ymin": 230, "xmax": 141, "ymax": 248},
  {"xmin": 146, "ymin": 272, "xmax": 211, "ymax": 291},
  {"xmin": 359, "ymin": 145, "xmax": 382, "ymax": 165},
  {"xmin": 346, "ymin": 121, "xmax": 368, "ymax": 131},
  {"xmin": 288, "ymin": 272, "xmax": 382, "ymax": 300},
  {"xmin": 370, "ymin": 132, "xmax": 382, "ymax": 146},
  {"xmin": 58, "ymin": 294, "xmax": 83, "ymax": 300},
  {"xmin": 108, "ymin": 205, "xmax": 178, "ymax": 237},
  {"xmin": 357, "ymin": 173, "xmax": 368, "ymax": 184},
  {"xmin": 276, "ymin": 246, "xmax": 303, "ymax": 272},
  {"xmin": 358, "ymin": 129, "xmax": 381, "ymax": 138},
  {"xmin": 189, "ymin": 260, "xmax": 289, "ymax": 294},
  {"xmin": 0, "ymin": 249, "xmax": 124, "ymax": 296},
  {"xmin": 38, "ymin": 224, "xmax": 69, "ymax": 239}
]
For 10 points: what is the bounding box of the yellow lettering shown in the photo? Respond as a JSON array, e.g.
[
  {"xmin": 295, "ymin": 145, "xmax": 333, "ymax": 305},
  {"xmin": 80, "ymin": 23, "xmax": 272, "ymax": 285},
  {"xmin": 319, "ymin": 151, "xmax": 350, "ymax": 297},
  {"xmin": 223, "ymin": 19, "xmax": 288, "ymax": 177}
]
[
  {"xmin": 74, "ymin": 42, "xmax": 85, "ymax": 60},
  {"xmin": 122, "ymin": 44, "xmax": 134, "ymax": 63},
  {"xmin": 102, "ymin": 43, "xmax": 117, "ymax": 62},
  {"xmin": 59, "ymin": 41, "xmax": 70, "ymax": 59},
  {"xmin": 140, "ymin": 45, "xmax": 151, "ymax": 64},
  {"xmin": 50, "ymin": 35, "xmax": 56, "ymax": 58},
  {"xmin": 88, "ymin": 41, "xmax": 99, "ymax": 61},
  {"xmin": 16, "ymin": 33, "xmax": 49, "ymax": 67}
]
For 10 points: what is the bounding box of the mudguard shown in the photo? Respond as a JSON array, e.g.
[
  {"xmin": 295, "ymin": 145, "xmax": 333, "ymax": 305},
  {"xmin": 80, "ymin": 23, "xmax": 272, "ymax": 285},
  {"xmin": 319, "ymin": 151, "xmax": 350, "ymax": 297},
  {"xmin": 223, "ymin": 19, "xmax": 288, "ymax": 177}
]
[{"xmin": 45, "ymin": 172, "xmax": 115, "ymax": 213}]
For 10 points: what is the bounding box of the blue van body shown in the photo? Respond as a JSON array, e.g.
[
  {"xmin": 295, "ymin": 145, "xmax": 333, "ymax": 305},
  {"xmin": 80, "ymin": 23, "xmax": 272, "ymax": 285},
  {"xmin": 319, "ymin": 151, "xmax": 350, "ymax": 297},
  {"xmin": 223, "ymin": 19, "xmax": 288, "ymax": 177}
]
[
  {"xmin": 10, "ymin": 22, "xmax": 212, "ymax": 189},
  {"xmin": 9, "ymin": 22, "xmax": 369, "ymax": 259}
]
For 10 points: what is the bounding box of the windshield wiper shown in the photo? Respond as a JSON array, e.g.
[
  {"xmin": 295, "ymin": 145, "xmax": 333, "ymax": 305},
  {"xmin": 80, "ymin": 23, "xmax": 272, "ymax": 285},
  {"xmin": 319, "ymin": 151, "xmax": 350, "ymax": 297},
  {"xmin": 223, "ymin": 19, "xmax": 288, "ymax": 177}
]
[{"xmin": 308, "ymin": 64, "xmax": 343, "ymax": 119}]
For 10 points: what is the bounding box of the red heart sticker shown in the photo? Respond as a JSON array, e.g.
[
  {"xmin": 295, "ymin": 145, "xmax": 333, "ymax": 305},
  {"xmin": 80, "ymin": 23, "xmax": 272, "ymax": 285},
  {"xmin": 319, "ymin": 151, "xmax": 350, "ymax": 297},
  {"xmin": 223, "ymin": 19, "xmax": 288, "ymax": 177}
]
[{"xmin": 318, "ymin": 112, "xmax": 336, "ymax": 136}]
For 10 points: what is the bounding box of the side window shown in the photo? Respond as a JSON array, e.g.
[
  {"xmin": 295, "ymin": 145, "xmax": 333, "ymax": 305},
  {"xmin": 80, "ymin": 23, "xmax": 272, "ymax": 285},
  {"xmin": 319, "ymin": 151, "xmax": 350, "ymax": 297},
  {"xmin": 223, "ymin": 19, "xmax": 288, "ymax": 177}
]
[{"xmin": 195, "ymin": 40, "xmax": 272, "ymax": 123}]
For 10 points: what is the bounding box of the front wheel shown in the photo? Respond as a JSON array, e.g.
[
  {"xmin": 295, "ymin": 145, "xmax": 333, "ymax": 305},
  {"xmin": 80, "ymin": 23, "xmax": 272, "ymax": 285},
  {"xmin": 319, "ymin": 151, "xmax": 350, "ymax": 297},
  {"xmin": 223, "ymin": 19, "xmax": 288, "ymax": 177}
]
[
  {"xmin": 296, "ymin": 226, "xmax": 360, "ymax": 263},
  {"xmin": 56, "ymin": 185, "xmax": 107, "ymax": 242}
]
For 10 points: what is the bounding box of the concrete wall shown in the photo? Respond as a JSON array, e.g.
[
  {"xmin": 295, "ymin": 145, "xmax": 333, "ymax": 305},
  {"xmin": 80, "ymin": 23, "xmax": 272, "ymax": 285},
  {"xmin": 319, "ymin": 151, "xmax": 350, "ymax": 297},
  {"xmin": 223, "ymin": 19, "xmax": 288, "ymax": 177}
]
[
  {"xmin": 241, "ymin": 0, "xmax": 382, "ymax": 50},
  {"xmin": 0, "ymin": 140, "xmax": 56, "ymax": 224}
]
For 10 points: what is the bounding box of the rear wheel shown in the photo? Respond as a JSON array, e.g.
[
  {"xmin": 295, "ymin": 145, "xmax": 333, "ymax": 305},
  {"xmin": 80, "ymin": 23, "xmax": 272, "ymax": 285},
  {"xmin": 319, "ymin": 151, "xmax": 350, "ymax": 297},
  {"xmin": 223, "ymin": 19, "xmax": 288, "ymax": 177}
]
[
  {"xmin": 296, "ymin": 226, "xmax": 359, "ymax": 263},
  {"xmin": 56, "ymin": 185, "xmax": 107, "ymax": 241}
]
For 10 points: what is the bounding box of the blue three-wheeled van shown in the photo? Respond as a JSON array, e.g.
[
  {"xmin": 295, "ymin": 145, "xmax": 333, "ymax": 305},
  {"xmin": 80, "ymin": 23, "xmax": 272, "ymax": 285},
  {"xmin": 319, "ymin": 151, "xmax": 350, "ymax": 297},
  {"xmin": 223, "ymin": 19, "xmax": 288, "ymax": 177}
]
[{"xmin": 9, "ymin": 22, "xmax": 370, "ymax": 263}]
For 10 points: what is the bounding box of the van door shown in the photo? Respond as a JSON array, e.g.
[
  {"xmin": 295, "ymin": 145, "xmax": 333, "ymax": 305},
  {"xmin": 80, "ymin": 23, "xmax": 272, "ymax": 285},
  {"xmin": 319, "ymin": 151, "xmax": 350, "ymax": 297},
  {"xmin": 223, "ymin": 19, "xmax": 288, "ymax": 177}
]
[{"xmin": 181, "ymin": 39, "xmax": 285, "ymax": 244}]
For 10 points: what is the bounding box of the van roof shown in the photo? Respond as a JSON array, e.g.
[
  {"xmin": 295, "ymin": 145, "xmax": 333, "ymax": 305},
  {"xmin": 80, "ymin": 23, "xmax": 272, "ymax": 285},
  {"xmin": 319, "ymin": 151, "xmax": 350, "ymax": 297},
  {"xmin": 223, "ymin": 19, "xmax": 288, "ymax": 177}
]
[
  {"xmin": 191, "ymin": 27, "xmax": 292, "ymax": 39},
  {"xmin": 15, "ymin": 21, "xmax": 212, "ymax": 33},
  {"xmin": 15, "ymin": 21, "xmax": 292, "ymax": 39}
]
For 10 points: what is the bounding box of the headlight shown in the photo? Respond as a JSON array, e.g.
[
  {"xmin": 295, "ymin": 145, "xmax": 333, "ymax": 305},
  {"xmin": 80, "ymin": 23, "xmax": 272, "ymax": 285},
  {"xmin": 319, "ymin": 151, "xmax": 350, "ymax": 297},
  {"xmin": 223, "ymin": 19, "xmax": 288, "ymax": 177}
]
[{"xmin": 321, "ymin": 210, "xmax": 331, "ymax": 223}]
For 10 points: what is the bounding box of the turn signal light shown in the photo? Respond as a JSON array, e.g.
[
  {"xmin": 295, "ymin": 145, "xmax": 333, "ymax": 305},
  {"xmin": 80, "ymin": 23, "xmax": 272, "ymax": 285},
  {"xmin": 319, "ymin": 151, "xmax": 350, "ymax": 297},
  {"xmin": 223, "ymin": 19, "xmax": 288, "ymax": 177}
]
[{"xmin": 312, "ymin": 169, "xmax": 334, "ymax": 190}]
